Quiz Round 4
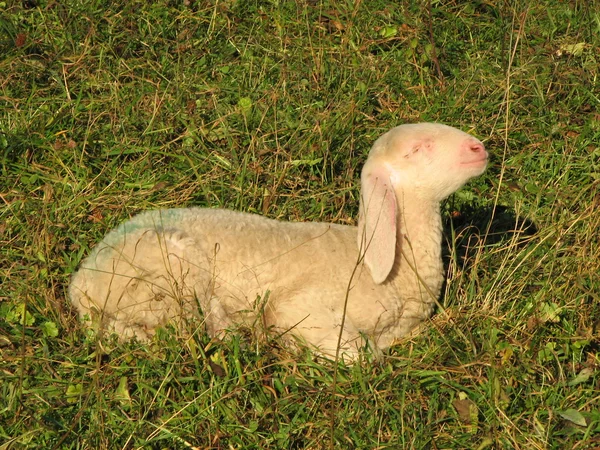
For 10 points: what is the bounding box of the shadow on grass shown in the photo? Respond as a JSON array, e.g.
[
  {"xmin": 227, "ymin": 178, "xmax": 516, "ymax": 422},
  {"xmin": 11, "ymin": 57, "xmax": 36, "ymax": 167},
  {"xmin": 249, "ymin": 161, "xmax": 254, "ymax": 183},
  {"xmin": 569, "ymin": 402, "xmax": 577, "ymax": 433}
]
[{"xmin": 445, "ymin": 203, "xmax": 538, "ymax": 266}]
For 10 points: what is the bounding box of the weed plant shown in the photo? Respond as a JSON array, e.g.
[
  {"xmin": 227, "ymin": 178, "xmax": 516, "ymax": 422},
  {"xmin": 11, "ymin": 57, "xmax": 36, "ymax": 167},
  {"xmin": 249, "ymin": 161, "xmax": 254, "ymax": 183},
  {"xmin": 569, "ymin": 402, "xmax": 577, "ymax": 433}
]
[{"xmin": 1, "ymin": 1, "xmax": 599, "ymax": 448}]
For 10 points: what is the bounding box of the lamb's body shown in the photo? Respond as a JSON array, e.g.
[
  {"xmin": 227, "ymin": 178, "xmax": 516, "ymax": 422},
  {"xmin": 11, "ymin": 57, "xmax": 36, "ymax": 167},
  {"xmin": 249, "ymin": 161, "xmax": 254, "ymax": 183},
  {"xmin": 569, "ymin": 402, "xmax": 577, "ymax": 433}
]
[{"xmin": 69, "ymin": 123, "xmax": 487, "ymax": 358}]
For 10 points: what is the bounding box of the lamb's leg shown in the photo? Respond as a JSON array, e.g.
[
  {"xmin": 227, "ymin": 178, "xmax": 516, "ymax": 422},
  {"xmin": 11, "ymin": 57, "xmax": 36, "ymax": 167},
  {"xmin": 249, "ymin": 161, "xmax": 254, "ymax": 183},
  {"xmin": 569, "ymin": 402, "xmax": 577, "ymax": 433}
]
[{"xmin": 265, "ymin": 300, "xmax": 366, "ymax": 359}]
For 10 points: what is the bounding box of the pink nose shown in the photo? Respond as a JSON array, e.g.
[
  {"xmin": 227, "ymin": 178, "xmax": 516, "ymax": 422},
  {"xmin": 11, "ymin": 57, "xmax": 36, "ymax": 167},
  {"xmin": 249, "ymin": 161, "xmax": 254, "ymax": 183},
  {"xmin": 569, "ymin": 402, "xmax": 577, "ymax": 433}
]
[{"xmin": 469, "ymin": 142, "xmax": 485, "ymax": 154}]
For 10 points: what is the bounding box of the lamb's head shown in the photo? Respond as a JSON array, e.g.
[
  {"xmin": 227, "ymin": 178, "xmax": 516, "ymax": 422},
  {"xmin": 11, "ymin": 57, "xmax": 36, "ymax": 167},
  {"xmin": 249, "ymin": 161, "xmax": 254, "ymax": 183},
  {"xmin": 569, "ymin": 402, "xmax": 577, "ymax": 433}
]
[
  {"xmin": 366, "ymin": 122, "xmax": 487, "ymax": 201},
  {"xmin": 357, "ymin": 123, "xmax": 488, "ymax": 284}
]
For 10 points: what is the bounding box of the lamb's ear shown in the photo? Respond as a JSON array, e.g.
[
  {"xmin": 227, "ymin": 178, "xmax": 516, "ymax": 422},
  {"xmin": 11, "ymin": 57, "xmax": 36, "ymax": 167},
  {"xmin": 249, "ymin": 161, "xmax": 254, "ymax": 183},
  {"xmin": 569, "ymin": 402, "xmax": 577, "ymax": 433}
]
[{"xmin": 357, "ymin": 166, "xmax": 397, "ymax": 284}]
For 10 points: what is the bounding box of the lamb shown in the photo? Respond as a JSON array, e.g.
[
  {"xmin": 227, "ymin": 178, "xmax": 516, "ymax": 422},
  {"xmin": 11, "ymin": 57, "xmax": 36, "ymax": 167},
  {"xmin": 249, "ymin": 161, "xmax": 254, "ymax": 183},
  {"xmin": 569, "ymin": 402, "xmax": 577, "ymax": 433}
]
[{"xmin": 68, "ymin": 123, "xmax": 488, "ymax": 359}]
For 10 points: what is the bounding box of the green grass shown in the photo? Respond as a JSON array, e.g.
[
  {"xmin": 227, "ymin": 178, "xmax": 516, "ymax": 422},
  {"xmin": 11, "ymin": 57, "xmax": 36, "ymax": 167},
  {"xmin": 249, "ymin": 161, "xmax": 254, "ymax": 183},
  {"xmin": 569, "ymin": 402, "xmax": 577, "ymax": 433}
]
[{"xmin": 1, "ymin": 0, "xmax": 599, "ymax": 448}]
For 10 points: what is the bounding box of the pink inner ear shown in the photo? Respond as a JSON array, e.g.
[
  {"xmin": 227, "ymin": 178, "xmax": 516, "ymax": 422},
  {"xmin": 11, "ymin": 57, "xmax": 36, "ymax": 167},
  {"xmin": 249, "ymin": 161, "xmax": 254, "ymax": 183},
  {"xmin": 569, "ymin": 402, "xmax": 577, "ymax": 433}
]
[{"xmin": 358, "ymin": 168, "xmax": 398, "ymax": 284}]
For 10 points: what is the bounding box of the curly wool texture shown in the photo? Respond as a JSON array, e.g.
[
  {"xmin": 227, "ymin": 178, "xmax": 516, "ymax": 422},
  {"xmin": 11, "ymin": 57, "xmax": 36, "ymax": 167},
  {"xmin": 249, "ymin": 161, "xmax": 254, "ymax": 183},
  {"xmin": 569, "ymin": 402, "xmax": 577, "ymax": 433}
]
[{"xmin": 69, "ymin": 123, "xmax": 488, "ymax": 358}]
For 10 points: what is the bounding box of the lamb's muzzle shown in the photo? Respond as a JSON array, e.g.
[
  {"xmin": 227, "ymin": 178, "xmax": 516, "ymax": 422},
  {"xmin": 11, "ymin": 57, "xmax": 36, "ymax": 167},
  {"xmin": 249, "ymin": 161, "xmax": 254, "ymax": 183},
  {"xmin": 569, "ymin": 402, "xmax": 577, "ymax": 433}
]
[{"xmin": 68, "ymin": 122, "xmax": 488, "ymax": 359}]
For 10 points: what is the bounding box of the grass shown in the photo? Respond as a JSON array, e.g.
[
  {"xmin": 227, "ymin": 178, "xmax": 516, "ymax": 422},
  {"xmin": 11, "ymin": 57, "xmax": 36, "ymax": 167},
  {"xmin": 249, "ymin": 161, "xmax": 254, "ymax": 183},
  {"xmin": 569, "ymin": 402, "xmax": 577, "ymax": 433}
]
[{"xmin": 1, "ymin": 0, "xmax": 599, "ymax": 448}]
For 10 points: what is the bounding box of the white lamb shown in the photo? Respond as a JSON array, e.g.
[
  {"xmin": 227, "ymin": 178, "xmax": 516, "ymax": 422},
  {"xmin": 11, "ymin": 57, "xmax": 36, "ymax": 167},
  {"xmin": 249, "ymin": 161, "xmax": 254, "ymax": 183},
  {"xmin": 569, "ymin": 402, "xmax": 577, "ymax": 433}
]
[{"xmin": 69, "ymin": 123, "xmax": 488, "ymax": 358}]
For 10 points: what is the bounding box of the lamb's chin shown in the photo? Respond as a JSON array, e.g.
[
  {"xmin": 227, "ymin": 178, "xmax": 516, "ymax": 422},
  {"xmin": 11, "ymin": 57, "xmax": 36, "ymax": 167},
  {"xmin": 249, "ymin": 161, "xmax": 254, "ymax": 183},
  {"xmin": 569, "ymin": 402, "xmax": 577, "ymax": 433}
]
[{"xmin": 460, "ymin": 160, "xmax": 488, "ymax": 176}]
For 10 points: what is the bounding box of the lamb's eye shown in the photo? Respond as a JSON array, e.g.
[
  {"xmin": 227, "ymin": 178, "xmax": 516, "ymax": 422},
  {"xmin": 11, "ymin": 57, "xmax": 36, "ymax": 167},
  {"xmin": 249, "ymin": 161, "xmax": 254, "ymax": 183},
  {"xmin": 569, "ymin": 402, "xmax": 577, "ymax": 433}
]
[{"xmin": 403, "ymin": 145, "xmax": 421, "ymax": 158}]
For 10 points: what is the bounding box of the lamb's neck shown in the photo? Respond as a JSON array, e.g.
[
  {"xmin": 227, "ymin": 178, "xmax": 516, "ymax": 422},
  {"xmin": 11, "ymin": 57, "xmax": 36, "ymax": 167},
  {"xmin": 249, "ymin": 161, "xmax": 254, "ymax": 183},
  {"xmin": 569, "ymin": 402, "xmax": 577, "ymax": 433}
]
[{"xmin": 392, "ymin": 196, "xmax": 444, "ymax": 303}]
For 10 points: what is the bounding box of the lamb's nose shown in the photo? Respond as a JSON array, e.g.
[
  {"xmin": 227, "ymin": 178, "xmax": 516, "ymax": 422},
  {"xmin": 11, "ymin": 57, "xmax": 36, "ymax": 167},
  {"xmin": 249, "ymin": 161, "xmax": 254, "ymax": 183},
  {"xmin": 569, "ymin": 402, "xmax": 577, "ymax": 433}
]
[{"xmin": 470, "ymin": 142, "xmax": 485, "ymax": 154}]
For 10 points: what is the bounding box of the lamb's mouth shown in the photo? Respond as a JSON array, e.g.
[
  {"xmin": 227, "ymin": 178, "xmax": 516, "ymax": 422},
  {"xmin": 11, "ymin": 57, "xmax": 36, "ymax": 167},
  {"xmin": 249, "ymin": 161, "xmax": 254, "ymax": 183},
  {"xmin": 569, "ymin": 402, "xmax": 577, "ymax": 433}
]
[{"xmin": 461, "ymin": 157, "xmax": 488, "ymax": 167}]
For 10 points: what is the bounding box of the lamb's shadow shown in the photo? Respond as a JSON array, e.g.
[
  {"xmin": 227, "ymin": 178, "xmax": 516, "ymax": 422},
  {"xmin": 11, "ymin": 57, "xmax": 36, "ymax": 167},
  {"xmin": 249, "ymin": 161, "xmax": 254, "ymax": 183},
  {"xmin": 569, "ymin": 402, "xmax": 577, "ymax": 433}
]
[{"xmin": 441, "ymin": 203, "xmax": 538, "ymax": 280}]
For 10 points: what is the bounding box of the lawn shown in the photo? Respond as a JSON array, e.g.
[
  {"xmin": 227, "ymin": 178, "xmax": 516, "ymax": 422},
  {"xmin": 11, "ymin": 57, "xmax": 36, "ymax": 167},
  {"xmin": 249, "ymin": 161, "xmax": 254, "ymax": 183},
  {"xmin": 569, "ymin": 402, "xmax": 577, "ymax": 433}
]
[{"xmin": 1, "ymin": 0, "xmax": 599, "ymax": 448}]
